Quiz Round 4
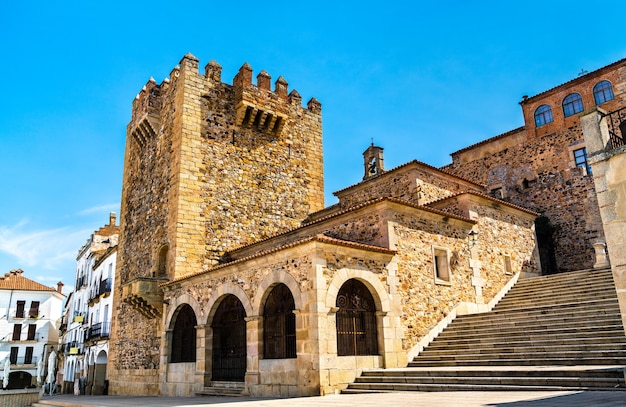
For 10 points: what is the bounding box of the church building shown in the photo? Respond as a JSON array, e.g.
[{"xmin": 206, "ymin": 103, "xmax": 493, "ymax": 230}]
[{"xmin": 108, "ymin": 53, "xmax": 542, "ymax": 397}]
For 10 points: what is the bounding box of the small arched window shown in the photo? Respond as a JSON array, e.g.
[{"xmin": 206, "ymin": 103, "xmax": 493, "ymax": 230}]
[
  {"xmin": 336, "ymin": 279, "xmax": 378, "ymax": 356},
  {"xmin": 156, "ymin": 245, "xmax": 168, "ymax": 277},
  {"xmin": 563, "ymin": 93, "xmax": 584, "ymax": 117},
  {"xmin": 534, "ymin": 105, "xmax": 553, "ymax": 127},
  {"xmin": 263, "ymin": 284, "xmax": 296, "ymax": 359},
  {"xmin": 593, "ymin": 80, "xmax": 614, "ymax": 105},
  {"xmin": 170, "ymin": 304, "xmax": 197, "ymax": 363}
]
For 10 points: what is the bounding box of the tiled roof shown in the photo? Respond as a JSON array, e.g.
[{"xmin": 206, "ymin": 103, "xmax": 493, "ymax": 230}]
[
  {"xmin": 425, "ymin": 191, "xmax": 540, "ymax": 217},
  {"xmin": 333, "ymin": 159, "xmax": 484, "ymax": 196},
  {"xmin": 447, "ymin": 126, "xmax": 525, "ymax": 157},
  {"xmin": 521, "ymin": 57, "xmax": 626, "ymax": 103},
  {"xmin": 164, "ymin": 234, "xmax": 396, "ymax": 285},
  {"xmin": 0, "ymin": 269, "xmax": 58, "ymax": 292}
]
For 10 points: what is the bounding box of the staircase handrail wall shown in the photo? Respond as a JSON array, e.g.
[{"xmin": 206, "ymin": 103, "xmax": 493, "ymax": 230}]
[{"xmin": 406, "ymin": 272, "xmax": 521, "ymax": 361}]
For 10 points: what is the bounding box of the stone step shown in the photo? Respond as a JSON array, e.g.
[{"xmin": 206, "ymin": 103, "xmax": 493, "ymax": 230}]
[
  {"xmin": 492, "ymin": 299, "xmax": 620, "ymax": 313},
  {"xmin": 352, "ymin": 375, "xmax": 625, "ymax": 388},
  {"xmin": 434, "ymin": 324, "xmax": 625, "ymax": 341},
  {"xmin": 346, "ymin": 268, "xmax": 625, "ymax": 394},
  {"xmin": 512, "ymin": 269, "xmax": 612, "ymax": 286},
  {"xmin": 360, "ymin": 367, "xmax": 625, "ymax": 379},
  {"xmin": 510, "ymin": 276, "xmax": 615, "ymax": 293},
  {"xmin": 496, "ymin": 290, "xmax": 616, "ymax": 309},
  {"xmin": 196, "ymin": 381, "xmax": 244, "ymax": 397},
  {"xmin": 450, "ymin": 310, "xmax": 622, "ymax": 327},
  {"xmin": 494, "ymin": 294, "xmax": 619, "ymax": 309},
  {"xmin": 500, "ymin": 280, "xmax": 616, "ymax": 296},
  {"xmin": 419, "ymin": 343, "xmax": 626, "ymax": 357},
  {"xmin": 344, "ymin": 380, "xmax": 626, "ymax": 393},
  {"xmin": 427, "ymin": 335, "xmax": 626, "ymax": 349},
  {"xmin": 408, "ymin": 356, "xmax": 626, "ymax": 367},
  {"xmin": 415, "ymin": 348, "xmax": 626, "ymax": 361},
  {"xmin": 434, "ymin": 323, "xmax": 625, "ymax": 338}
]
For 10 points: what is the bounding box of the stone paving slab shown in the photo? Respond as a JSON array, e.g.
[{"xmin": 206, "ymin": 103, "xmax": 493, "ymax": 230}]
[{"xmin": 38, "ymin": 391, "xmax": 626, "ymax": 407}]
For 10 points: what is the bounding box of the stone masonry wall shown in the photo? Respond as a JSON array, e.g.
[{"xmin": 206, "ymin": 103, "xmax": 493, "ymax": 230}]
[
  {"xmin": 334, "ymin": 163, "xmax": 483, "ymax": 210},
  {"xmin": 445, "ymin": 62, "xmax": 626, "ymax": 273},
  {"xmin": 446, "ymin": 125, "xmax": 603, "ymax": 272}
]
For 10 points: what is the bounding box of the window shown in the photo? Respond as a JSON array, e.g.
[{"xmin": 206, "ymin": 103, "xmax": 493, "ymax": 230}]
[
  {"xmin": 24, "ymin": 347, "xmax": 33, "ymax": 364},
  {"xmin": 336, "ymin": 279, "xmax": 378, "ymax": 356},
  {"xmin": 563, "ymin": 93, "xmax": 584, "ymax": 117},
  {"xmin": 534, "ymin": 104, "xmax": 554, "ymax": 127},
  {"xmin": 574, "ymin": 147, "xmax": 592, "ymax": 175},
  {"xmin": 10, "ymin": 347, "xmax": 18, "ymax": 364},
  {"xmin": 170, "ymin": 304, "xmax": 196, "ymax": 363},
  {"xmin": 433, "ymin": 248, "xmax": 451, "ymax": 283},
  {"xmin": 156, "ymin": 245, "xmax": 168, "ymax": 277},
  {"xmin": 12, "ymin": 324, "xmax": 21, "ymax": 341},
  {"xmin": 593, "ymin": 80, "xmax": 614, "ymax": 105},
  {"xmin": 15, "ymin": 300, "xmax": 25, "ymax": 318},
  {"xmin": 27, "ymin": 324, "xmax": 36, "ymax": 340},
  {"xmin": 29, "ymin": 301, "xmax": 40, "ymax": 318},
  {"xmin": 504, "ymin": 255, "xmax": 513, "ymax": 275},
  {"xmin": 263, "ymin": 284, "xmax": 296, "ymax": 359}
]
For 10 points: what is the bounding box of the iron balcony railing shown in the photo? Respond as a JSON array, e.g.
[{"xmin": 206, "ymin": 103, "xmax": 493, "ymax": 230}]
[
  {"xmin": 8, "ymin": 356, "xmax": 39, "ymax": 365},
  {"xmin": 99, "ymin": 278, "xmax": 112, "ymax": 295},
  {"xmin": 85, "ymin": 322, "xmax": 111, "ymax": 341},
  {"xmin": 606, "ymin": 106, "xmax": 626, "ymax": 150},
  {"xmin": 62, "ymin": 341, "xmax": 85, "ymax": 355}
]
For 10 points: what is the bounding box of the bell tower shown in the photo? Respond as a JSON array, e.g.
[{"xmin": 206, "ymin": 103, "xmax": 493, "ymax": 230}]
[{"xmin": 363, "ymin": 143, "xmax": 385, "ymax": 179}]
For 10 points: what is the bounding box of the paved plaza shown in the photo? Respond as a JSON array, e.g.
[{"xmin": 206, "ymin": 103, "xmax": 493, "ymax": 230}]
[{"xmin": 40, "ymin": 391, "xmax": 626, "ymax": 407}]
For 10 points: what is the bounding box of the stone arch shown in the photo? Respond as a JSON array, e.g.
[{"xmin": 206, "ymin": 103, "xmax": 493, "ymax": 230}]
[
  {"xmin": 95, "ymin": 350, "xmax": 108, "ymax": 364},
  {"xmin": 205, "ymin": 283, "xmax": 253, "ymax": 323},
  {"xmin": 252, "ymin": 270, "xmax": 303, "ymax": 316},
  {"xmin": 325, "ymin": 268, "xmax": 390, "ymax": 314},
  {"xmin": 155, "ymin": 244, "xmax": 169, "ymax": 278},
  {"xmin": 165, "ymin": 293, "xmax": 203, "ymax": 327}
]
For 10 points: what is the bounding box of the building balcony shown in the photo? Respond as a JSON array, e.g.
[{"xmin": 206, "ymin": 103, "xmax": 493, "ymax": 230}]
[
  {"xmin": 7, "ymin": 356, "xmax": 39, "ymax": 366},
  {"xmin": 62, "ymin": 341, "xmax": 85, "ymax": 355},
  {"xmin": 121, "ymin": 277, "xmax": 164, "ymax": 319},
  {"xmin": 85, "ymin": 322, "xmax": 111, "ymax": 341}
]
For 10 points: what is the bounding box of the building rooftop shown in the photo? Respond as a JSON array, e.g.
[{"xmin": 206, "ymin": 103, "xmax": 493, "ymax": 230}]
[{"xmin": 0, "ymin": 269, "xmax": 63, "ymax": 293}]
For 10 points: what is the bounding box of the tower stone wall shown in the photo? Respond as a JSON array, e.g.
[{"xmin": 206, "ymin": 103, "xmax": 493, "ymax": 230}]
[{"xmin": 109, "ymin": 53, "xmax": 324, "ymax": 395}]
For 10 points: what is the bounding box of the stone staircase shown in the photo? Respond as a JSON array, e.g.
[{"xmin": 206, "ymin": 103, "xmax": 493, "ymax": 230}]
[
  {"xmin": 196, "ymin": 381, "xmax": 245, "ymax": 397},
  {"xmin": 345, "ymin": 268, "xmax": 626, "ymax": 392}
]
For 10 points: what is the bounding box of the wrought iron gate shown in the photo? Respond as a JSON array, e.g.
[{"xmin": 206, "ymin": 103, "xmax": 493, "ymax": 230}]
[
  {"xmin": 336, "ymin": 279, "xmax": 378, "ymax": 356},
  {"xmin": 212, "ymin": 295, "xmax": 247, "ymax": 382}
]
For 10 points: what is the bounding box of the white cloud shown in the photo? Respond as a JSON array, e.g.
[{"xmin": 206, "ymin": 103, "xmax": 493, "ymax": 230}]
[
  {"xmin": 0, "ymin": 221, "xmax": 89, "ymax": 271},
  {"xmin": 78, "ymin": 203, "xmax": 119, "ymax": 216}
]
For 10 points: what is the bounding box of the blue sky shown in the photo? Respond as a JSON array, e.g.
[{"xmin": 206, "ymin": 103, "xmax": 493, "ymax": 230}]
[{"xmin": 1, "ymin": 1, "xmax": 624, "ymax": 294}]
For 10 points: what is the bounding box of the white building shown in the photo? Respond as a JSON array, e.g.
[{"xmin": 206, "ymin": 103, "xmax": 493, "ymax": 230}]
[
  {"xmin": 60, "ymin": 212, "xmax": 118, "ymax": 395},
  {"xmin": 0, "ymin": 269, "xmax": 64, "ymax": 389}
]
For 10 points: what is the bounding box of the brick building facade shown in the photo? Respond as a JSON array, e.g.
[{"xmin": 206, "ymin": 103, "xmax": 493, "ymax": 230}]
[{"xmin": 108, "ymin": 53, "xmax": 545, "ymax": 397}]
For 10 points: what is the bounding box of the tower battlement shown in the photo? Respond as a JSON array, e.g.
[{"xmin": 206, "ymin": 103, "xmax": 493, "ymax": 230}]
[{"xmin": 129, "ymin": 54, "xmax": 321, "ymax": 139}]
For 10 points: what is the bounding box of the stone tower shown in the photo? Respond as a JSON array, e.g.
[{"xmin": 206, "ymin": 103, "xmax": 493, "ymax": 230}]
[{"xmin": 108, "ymin": 53, "xmax": 324, "ymax": 395}]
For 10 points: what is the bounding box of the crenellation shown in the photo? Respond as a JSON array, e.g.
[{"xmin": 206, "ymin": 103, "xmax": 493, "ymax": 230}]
[
  {"xmin": 288, "ymin": 89, "xmax": 302, "ymax": 106},
  {"xmin": 257, "ymin": 70, "xmax": 271, "ymax": 91},
  {"xmin": 307, "ymin": 97, "xmax": 322, "ymax": 114},
  {"xmin": 233, "ymin": 62, "xmax": 253, "ymax": 89},
  {"xmin": 275, "ymin": 76, "xmax": 288, "ymax": 99},
  {"xmin": 204, "ymin": 60, "xmax": 222, "ymax": 82}
]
